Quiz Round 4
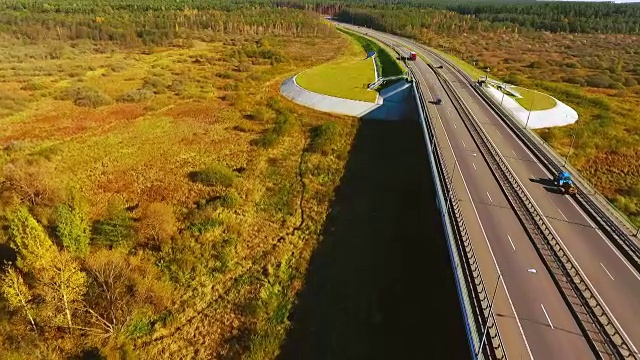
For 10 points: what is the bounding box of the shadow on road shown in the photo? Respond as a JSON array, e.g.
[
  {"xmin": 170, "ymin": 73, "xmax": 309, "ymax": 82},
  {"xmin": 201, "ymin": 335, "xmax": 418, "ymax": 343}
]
[
  {"xmin": 277, "ymin": 113, "xmax": 470, "ymax": 359},
  {"xmin": 529, "ymin": 177, "xmax": 566, "ymax": 195},
  {"xmin": 496, "ymin": 313, "xmax": 602, "ymax": 345}
]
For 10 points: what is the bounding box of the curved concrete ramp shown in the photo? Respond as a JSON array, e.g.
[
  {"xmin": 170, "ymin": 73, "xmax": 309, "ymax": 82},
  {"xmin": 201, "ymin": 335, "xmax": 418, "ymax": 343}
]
[
  {"xmin": 280, "ymin": 74, "xmax": 381, "ymax": 117},
  {"xmin": 280, "ymin": 74, "xmax": 416, "ymax": 121}
]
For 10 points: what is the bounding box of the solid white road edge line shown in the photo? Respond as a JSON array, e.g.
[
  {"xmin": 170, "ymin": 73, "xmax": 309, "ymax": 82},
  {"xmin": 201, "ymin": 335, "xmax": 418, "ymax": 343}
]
[
  {"xmin": 361, "ymin": 26, "xmax": 638, "ymax": 355},
  {"xmin": 417, "ymin": 47, "xmax": 640, "ymax": 354},
  {"xmin": 412, "ymin": 67, "xmax": 535, "ymax": 360}
]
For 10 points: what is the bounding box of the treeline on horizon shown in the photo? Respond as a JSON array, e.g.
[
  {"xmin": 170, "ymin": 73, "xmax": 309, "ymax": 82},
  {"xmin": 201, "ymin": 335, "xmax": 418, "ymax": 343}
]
[
  {"xmin": 0, "ymin": 1, "xmax": 335, "ymax": 46},
  {"xmin": 2, "ymin": 0, "xmax": 639, "ymax": 35}
]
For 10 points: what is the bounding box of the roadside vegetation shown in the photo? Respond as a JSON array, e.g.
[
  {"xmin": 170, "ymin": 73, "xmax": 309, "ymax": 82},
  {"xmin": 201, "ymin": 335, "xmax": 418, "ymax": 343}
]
[
  {"xmin": 336, "ymin": 6, "xmax": 640, "ymax": 226},
  {"xmin": 295, "ymin": 35, "xmax": 377, "ymax": 102},
  {"xmin": 0, "ymin": 2, "xmax": 360, "ymax": 358},
  {"xmin": 338, "ymin": 28, "xmax": 404, "ymax": 79}
]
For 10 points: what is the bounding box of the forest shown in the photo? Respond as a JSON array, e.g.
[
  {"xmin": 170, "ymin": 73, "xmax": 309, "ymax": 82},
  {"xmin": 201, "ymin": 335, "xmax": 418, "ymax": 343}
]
[{"xmin": 3, "ymin": 0, "xmax": 640, "ymax": 35}]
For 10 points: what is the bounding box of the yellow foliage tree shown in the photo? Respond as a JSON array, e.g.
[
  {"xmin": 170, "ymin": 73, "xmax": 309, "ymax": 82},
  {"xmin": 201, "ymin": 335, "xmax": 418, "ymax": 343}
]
[
  {"xmin": 0, "ymin": 266, "xmax": 37, "ymax": 332},
  {"xmin": 6, "ymin": 206, "xmax": 87, "ymax": 331}
]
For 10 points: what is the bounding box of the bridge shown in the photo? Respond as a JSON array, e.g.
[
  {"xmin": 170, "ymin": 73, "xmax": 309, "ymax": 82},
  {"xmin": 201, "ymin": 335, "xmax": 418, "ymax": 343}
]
[{"xmin": 339, "ymin": 23, "xmax": 640, "ymax": 360}]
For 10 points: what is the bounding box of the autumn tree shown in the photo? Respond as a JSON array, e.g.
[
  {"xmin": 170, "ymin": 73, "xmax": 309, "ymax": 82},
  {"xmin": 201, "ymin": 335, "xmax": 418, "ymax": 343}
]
[
  {"xmin": 38, "ymin": 251, "xmax": 87, "ymax": 330},
  {"xmin": 83, "ymin": 249, "xmax": 171, "ymax": 337},
  {"xmin": 6, "ymin": 205, "xmax": 58, "ymax": 272},
  {"xmin": 55, "ymin": 188, "xmax": 91, "ymax": 256},
  {"xmin": 137, "ymin": 202, "xmax": 177, "ymax": 246},
  {"xmin": 1, "ymin": 159, "xmax": 61, "ymax": 208},
  {"xmin": 0, "ymin": 266, "xmax": 37, "ymax": 331},
  {"xmin": 6, "ymin": 206, "xmax": 88, "ymax": 331}
]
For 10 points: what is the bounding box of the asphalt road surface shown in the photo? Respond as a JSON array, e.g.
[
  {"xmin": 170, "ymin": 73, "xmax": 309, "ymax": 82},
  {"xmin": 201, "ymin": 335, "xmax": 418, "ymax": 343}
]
[{"xmin": 340, "ymin": 23, "xmax": 640, "ymax": 359}]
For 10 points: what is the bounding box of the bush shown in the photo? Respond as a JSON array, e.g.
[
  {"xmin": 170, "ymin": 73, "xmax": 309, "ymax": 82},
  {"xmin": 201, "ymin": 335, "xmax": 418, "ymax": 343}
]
[
  {"xmin": 20, "ymin": 81, "xmax": 45, "ymax": 91},
  {"xmin": 190, "ymin": 164, "xmax": 237, "ymax": 187},
  {"xmin": 93, "ymin": 197, "xmax": 134, "ymax": 246},
  {"xmin": 110, "ymin": 63, "xmax": 128, "ymax": 73},
  {"xmin": 309, "ymin": 122, "xmax": 340, "ymax": 154},
  {"xmin": 223, "ymin": 82, "xmax": 239, "ymax": 91},
  {"xmin": 248, "ymin": 72, "xmax": 266, "ymax": 82},
  {"xmin": 252, "ymin": 132, "xmax": 279, "ymax": 148},
  {"xmin": 251, "ymin": 106, "xmax": 270, "ymax": 121},
  {"xmin": 608, "ymin": 82, "xmax": 624, "ymax": 90},
  {"xmin": 251, "ymin": 111, "xmax": 296, "ymax": 148},
  {"xmin": 169, "ymin": 79, "xmax": 186, "ymax": 94},
  {"xmin": 143, "ymin": 76, "xmax": 167, "ymax": 94},
  {"xmin": 188, "ymin": 218, "xmax": 223, "ymax": 235},
  {"xmin": 117, "ymin": 89, "xmax": 154, "ymax": 103},
  {"xmin": 562, "ymin": 76, "xmax": 586, "ymax": 86},
  {"xmin": 585, "ymin": 74, "xmax": 613, "ymax": 88},
  {"xmin": 137, "ymin": 202, "xmax": 176, "ymax": 245},
  {"xmin": 217, "ymin": 190, "xmax": 241, "ymax": 209},
  {"xmin": 217, "ymin": 71, "xmax": 235, "ymax": 79},
  {"xmin": 237, "ymin": 62, "xmax": 252, "ymax": 72},
  {"xmin": 224, "ymin": 92, "xmax": 247, "ymax": 108},
  {"xmin": 503, "ymin": 74, "xmax": 522, "ymax": 86},
  {"xmin": 624, "ymin": 77, "xmax": 638, "ymax": 87},
  {"xmin": 60, "ymin": 85, "xmax": 113, "ymax": 108}
]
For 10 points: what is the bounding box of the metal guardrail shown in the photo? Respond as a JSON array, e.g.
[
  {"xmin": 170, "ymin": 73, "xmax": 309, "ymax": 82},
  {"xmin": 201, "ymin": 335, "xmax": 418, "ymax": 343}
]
[
  {"xmin": 475, "ymin": 83, "xmax": 640, "ymax": 270},
  {"xmin": 340, "ymin": 21, "xmax": 640, "ymax": 360},
  {"xmin": 431, "ymin": 62, "xmax": 635, "ymax": 359},
  {"xmin": 367, "ymin": 74, "xmax": 410, "ymax": 90},
  {"xmin": 410, "ymin": 66, "xmax": 506, "ymax": 360},
  {"xmin": 411, "ymin": 42, "xmax": 640, "ymax": 275},
  {"xmin": 352, "ymin": 24, "xmax": 508, "ymax": 360}
]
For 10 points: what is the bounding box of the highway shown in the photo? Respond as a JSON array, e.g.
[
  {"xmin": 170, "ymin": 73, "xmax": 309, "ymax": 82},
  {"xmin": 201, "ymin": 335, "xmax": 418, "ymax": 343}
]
[
  {"xmin": 339, "ymin": 23, "xmax": 640, "ymax": 359},
  {"xmin": 410, "ymin": 46, "xmax": 594, "ymax": 360}
]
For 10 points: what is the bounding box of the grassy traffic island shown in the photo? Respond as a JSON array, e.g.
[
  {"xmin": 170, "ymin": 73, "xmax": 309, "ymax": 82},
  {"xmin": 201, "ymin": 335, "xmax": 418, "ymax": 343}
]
[
  {"xmin": 296, "ymin": 28, "xmax": 403, "ymax": 102},
  {"xmin": 433, "ymin": 48, "xmax": 557, "ymax": 111}
]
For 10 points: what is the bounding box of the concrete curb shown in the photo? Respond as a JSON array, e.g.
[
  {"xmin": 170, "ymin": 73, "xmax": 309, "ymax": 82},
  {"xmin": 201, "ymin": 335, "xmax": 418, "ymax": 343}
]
[
  {"xmin": 280, "ymin": 73, "xmax": 381, "ymax": 117},
  {"xmin": 485, "ymin": 86, "xmax": 578, "ymax": 129}
]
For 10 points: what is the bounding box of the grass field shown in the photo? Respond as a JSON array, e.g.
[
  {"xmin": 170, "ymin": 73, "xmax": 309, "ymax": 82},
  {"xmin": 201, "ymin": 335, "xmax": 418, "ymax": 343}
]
[
  {"xmin": 296, "ymin": 32, "xmax": 376, "ymax": 102},
  {"xmin": 511, "ymin": 86, "xmax": 557, "ymax": 111},
  {"xmin": 432, "ymin": 48, "xmax": 487, "ymax": 80},
  {"xmin": 0, "ymin": 22, "xmax": 366, "ymax": 358}
]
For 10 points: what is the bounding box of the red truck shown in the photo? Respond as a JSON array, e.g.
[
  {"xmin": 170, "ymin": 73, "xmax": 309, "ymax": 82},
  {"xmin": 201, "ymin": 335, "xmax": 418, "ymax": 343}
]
[{"xmin": 409, "ymin": 51, "xmax": 417, "ymax": 61}]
